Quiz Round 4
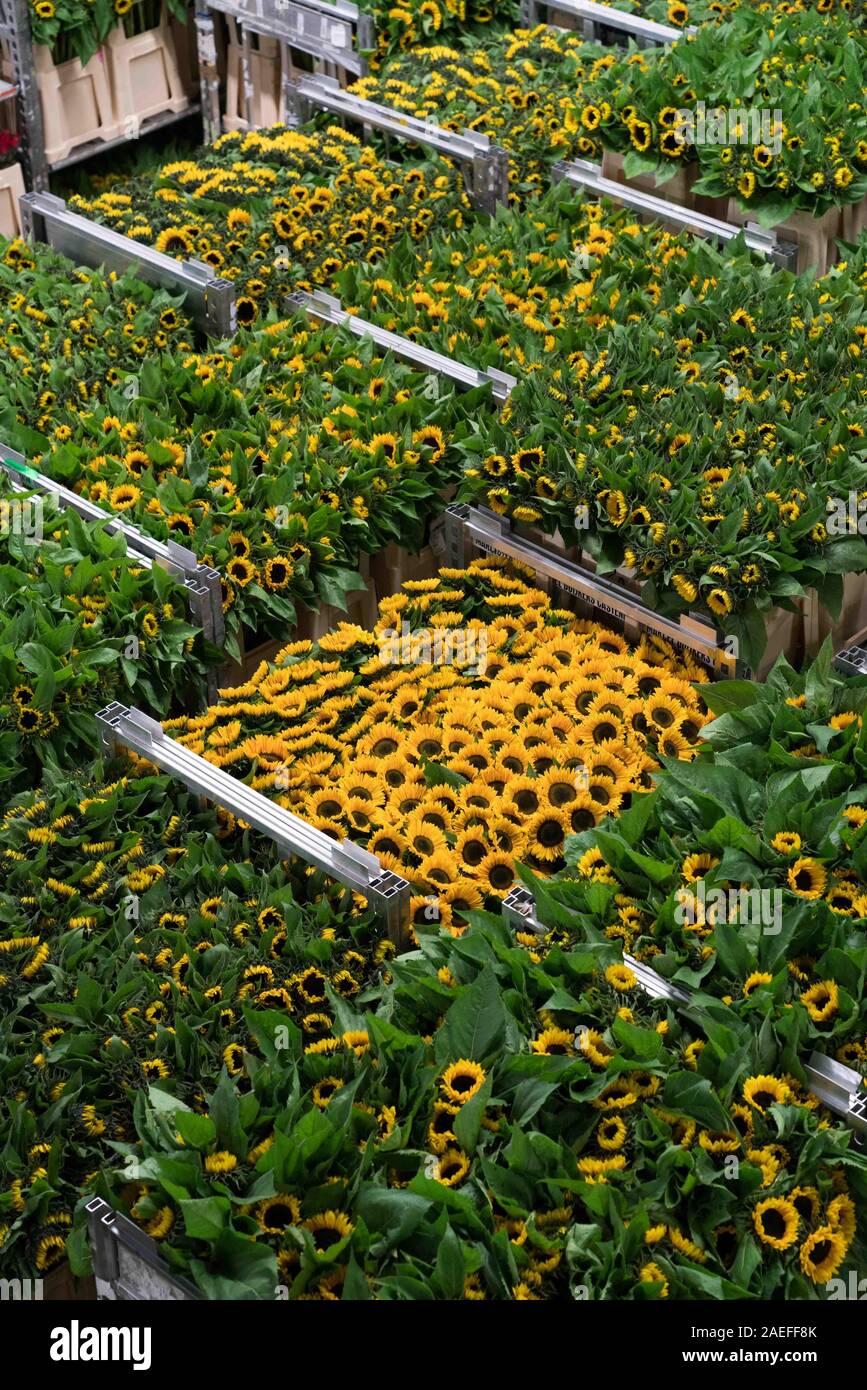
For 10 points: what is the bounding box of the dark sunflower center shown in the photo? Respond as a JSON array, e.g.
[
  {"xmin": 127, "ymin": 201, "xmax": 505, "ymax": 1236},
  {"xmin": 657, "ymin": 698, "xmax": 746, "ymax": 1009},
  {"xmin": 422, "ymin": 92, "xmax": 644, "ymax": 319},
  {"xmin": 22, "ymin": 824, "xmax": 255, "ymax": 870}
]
[
  {"xmin": 809, "ymin": 1240, "xmax": 832, "ymax": 1266},
  {"xmin": 761, "ymin": 1208, "xmax": 786, "ymax": 1239},
  {"xmin": 264, "ymin": 1203, "xmax": 296, "ymax": 1229},
  {"xmin": 451, "ymin": 1073, "xmax": 476, "ymax": 1094},
  {"xmin": 537, "ymin": 819, "xmax": 564, "ymax": 848},
  {"xmin": 314, "ymin": 1228, "xmax": 342, "ymax": 1251}
]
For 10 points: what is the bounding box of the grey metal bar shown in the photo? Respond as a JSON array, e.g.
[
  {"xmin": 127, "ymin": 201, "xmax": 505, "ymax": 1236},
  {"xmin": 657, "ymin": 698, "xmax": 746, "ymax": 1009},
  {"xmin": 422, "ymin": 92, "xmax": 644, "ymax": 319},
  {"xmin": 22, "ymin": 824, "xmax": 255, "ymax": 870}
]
[
  {"xmin": 804, "ymin": 1054, "xmax": 867, "ymax": 1139},
  {"xmin": 622, "ymin": 952, "xmax": 694, "ymax": 1007},
  {"xmin": 3, "ymin": 0, "xmax": 48, "ymax": 190},
  {"xmin": 85, "ymin": 1198, "xmax": 200, "ymax": 1301},
  {"xmin": 554, "ymin": 159, "xmax": 798, "ymax": 270},
  {"xmin": 522, "ymin": 0, "xmax": 695, "ymax": 44},
  {"xmin": 196, "ymin": 10, "xmax": 222, "ymax": 143},
  {"xmin": 0, "ymin": 445, "xmax": 225, "ymax": 657},
  {"xmin": 206, "ymin": 0, "xmax": 370, "ymax": 76},
  {"xmin": 286, "ymin": 74, "xmax": 509, "ymax": 213},
  {"xmin": 288, "ymin": 290, "xmax": 517, "ymax": 405},
  {"xmin": 97, "ymin": 702, "xmax": 412, "ymax": 938},
  {"xmin": 446, "ymin": 504, "xmax": 736, "ymax": 675},
  {"xmin": 20, "ymin": 192, "xmax": 237, "ymax": 338}
]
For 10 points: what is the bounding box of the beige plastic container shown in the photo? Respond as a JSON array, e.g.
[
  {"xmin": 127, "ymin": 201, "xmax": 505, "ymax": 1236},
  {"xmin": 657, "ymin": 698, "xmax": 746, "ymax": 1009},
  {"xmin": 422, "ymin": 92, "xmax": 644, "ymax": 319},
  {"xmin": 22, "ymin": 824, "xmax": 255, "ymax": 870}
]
[
  {"xmin": 223, "ymin": 18, "xmax": 281, "ymax": 132},
  {"xmin": 35, "ymin": 44, "xmax": 121, "ymax": 165},
  {"xmin": 726, "ymin": 198, "xmax": 842, "ymax": 276},
  {"xmin": 106, "ymin": 17, "xmax": 189, "ymax": 130},
  {"xmin": 0, "ymin": 161, "xmax": 24, "ymax": 238}
]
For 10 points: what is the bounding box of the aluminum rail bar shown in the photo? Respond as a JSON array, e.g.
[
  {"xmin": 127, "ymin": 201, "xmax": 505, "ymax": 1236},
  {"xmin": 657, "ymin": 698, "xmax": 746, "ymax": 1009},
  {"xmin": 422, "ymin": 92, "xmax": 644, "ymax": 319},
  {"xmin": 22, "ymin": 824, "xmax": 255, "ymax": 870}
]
[
  {"xmin": 97, "ymin": 703, "xmax": 411, "ymax": 936},
  {"xmin": 20, "ymin": 192, "xmax": 237, "ymax": 337},
  {"xmin": 286, "ymin": 74, "xmax": 509, "ymax": 212},
  {"xmin": 288, "ymin": 290, "xmax": 516, "ymax": 405},
  {"xmin": 446, "ymin": 504, "xmax": 734, "ymax": 674},
  {"xmin": 0, "ymin": 446, "xmax": 225, "ymax": 652},
  {"xmin": 803, "ymin": 1053, "xmax": 867, "ymax": 1138},
  {"xmin": 85, "ymin": 1197, "xmax": 200, "ymax": 1301},
  {"xmin": 554, "ymin": 159, "xmax": 796, "ymax": 269},
  {"xmin": 522, "ymin": 0, "xmax": 695, "ymax": 43}
]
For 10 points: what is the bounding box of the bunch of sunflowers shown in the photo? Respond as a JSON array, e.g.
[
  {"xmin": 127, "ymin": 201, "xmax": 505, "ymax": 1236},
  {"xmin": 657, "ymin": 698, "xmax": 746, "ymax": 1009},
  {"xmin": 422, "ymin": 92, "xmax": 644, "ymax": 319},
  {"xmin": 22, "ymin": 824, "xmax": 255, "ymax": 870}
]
[
  {"xmin": 371, "ymin": 0, "xmax": 520, "ymax": 63},
  {"xmin": 0, "ymin": 765, "xmax": 389, "ymax": 1278},
  {"xmin": 350, "ymin": 27, "xmax": 611, "ymax": 199},
  {"xmin": 2, "ymin": 311, "xmax": 486, "ymax": 654},
  {"xmin": 577, "ymin": 6, "xmax": 867, "ymax": 219},
  {"xmin": 68, "ymin": 125, "xmax": 470, "ymax": 327},
  {"xmin": 164, "ymin": 559, "xmax": 713, "ymax": 923},
  {"xmin": 0, "ymin": 483, "xmax": 217, "ymax": 792},
  {"xmin": 541, "ymin": 642, "xmax": 867, "ymax": 1046},
  {"xmin": 28, "ymin": 0, "xmax": 188, "ymax": 68}
]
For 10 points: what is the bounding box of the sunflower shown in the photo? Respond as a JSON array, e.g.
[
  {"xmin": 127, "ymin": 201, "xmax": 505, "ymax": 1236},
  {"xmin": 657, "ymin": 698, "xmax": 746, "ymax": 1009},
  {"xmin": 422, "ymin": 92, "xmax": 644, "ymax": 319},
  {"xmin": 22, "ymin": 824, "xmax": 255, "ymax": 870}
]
[
  {"xmin": 743, "ymin": 1075, "xmax": 789, "ymax": 1113},
  {"xmin": 753, "ymin": 1197, "xmax": 799, "ymax": 1251},
  {"xmin": 256, "ymin": 1195, "xmax": 300, "ymax": 1233},
  {"xmin": 440, "ymin": 1059, "xmax": 486, "ymax": 1104},
  {"xmin": 532, "ymin": 1027, "xmax": 574, "ymax": 1056},
  {"xmin": 771, "ymin": 831, "xmax": 801, "ymax": 855},
  {"xmin": 109, "ymin": 483, "xmax": 141, "ymax": 511},
  {"xmin": 800, "ymin": 979, "xmax": 838, "ymax": 1024},
  {"xmin": 639, "ymin": 1261, "xmax": 668, "ymax": 1296},
  {"xmin": 227, "ymin": 556, "xmax": 255, "ymax": 587},
  {"xmin": 799, "ymin": 1225, "xmax": 847, "ymax": 1284},
  {"xmin": 526, "ymin": 808, "xmax": 568, "ymax": 863},
  {"xmin": 304, "ymin": 1209, "xmax": 353, "ymax": 1253},
  {"xmin": 597, "ymin": 1115, "xmax": 627, "ymax": 1151},
  {"xmin": 787, "ymin": 858, "xmax": 826, "ymax": 899},
  {"xmin": 433, "ymin": 1147, "xmax": 471, "ymax": 1187},
  {"xmin": 604, "ymin": 963, "xmax": 637, "ymax": 993},
  {"xmin": 827, "ymin": 1193, "xmax": 856, "ymax": 1243}
]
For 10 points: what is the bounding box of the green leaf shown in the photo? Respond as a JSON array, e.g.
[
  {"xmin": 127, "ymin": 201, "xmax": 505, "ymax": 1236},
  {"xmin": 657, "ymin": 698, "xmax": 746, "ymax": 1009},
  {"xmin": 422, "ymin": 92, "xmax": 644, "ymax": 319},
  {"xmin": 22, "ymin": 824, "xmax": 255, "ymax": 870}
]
[{"xmin": 180, "ymin": 1197, "xmax": 230, "ymax": 1241}]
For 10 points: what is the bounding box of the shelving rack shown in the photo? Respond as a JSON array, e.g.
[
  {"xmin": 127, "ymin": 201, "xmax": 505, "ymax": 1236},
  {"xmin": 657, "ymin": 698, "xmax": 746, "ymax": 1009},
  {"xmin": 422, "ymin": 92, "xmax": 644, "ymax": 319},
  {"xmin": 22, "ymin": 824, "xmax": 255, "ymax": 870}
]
[
  {"xmin": 288, "ymin": 290, "xmax": 517, "ymax": 405},
  {"xmin": 522, "ymin": 0, "xmax": 695, "ymax": 44},
  {"xmin": 0, "ymin": 0, "xmax": 199, "ymax": 190},
  {"xmin": 0, "ymin": 445, "xmax": 225, "ymax": 700},
  {"xmin": 285, "ymin": 73, "xmax": 510, "ymax": 214},
  {"xmin": 196, "ymin": 0, "xmax": 374, "ymax": 142},
  {"xmin": 21, "ymin": 191, "xmax": 237, "ymax": 338},
  {"xmin": 554, "ymin": 158, "xmax": 799, "ymax": 271},
  {"xmin": 97, "ymin": 702, "xmax": 412, "ymax": 939},
  {"xmin": 445, "ymin": 503, "xmax": 738, "ymax": 677}
]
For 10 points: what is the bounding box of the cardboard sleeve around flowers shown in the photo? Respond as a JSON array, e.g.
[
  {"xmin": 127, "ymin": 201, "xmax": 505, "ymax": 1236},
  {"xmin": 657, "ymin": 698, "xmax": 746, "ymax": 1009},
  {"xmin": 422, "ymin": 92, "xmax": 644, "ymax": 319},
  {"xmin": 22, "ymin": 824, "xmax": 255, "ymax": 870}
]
[
  {"xmin": 223, "ymin": 17, "xmax": 282, "ymax": 132},
  {"xmin": 35, "ymin": 44, "xmax": 123, "ymax": 166},
  {"xmin": 600, "ymin": 147, "xmax": 729, "ymax": 221},
  {"xmin": 725, "ymin": 197, "xmax": 843, "ymax": 276},
  {"xmin": 0, "ymin": 161, "xmax": 24, "ymax": 239},
  {"xmin": 105, "ymin": 14, "xmax": 189, "ymax": 129}
]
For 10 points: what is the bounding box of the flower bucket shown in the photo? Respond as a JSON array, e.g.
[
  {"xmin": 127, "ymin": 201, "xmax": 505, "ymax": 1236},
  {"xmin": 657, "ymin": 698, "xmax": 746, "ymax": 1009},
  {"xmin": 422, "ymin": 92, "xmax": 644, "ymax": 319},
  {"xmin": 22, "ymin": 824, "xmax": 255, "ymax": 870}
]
[
  {"xmin": 106, "ymin": 14, "xmax": 189, "ymax": 129},
  {"xmin": 726, "ymin": 198, "xmax": 842, "ymax": 276},
  {"xmin": 223, "ymin": 18, "xmax": 282, "ymax": 132},
  {"xmin": 840, "ymin": 193, "xmax": 867, "ymax": 248},
  {"xmin": 369, "ymin": 542, "xmax": 438, "ymax": 602},
  {"xmin": 804, "ymin": 574, "xmax": 867, "ymax": 662},
  {"xmin": 0, "ymin": 161, "xmax": 24, "ymax": 239},
  {"xmin": 601, "ymin": 147, "xmax": 728, "ymax": 220},
  {"xmin": 35, "ymin": 44, "xmax": 121, "ymax": 165}
]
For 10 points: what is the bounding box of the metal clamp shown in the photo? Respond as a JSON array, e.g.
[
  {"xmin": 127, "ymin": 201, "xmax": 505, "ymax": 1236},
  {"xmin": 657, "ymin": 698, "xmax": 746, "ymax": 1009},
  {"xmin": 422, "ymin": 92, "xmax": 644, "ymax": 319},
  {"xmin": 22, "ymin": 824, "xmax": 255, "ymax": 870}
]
[
  {"xmin": 834, "ymin": 636, "xmax": 867, "ymax": 679},
  {"xmin": 623, "ymin": 952, "xmax": 694, "ymax": 1007},
  {"xmin": 553, "ymin": 160, "xmax": 798, "ymax": 271},
  {"xmin": 503, "ymin": 885, "xmax": 547, "ymax": 935},
  {"xmin": 445, "ymin": 504, "xmax": 736, "ymax": 675},
  {"xmin": 286, "ymin": 74, "xmax": 509, "ymax": 213},
  {"xmin": 85, "ymin": 1197, "xmax": 200, "ymax": 1301},
  {"xmin": 20, "ymin": 192, "xmax": 237, "ymax": 338},
  {"xmin": 522, "ymin": 0, "xmax": 695, "ymax": 44},
  {"xmin": 288, "ymin": 290, "xmax": 516, "ymax": 405},
  {"xmin": 97, "ymin": 703, "xmax": 412, "ymax": 939},
  {"xmin": 0, "ymin": 445, "xmax": 225, "ymax": 661}
]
